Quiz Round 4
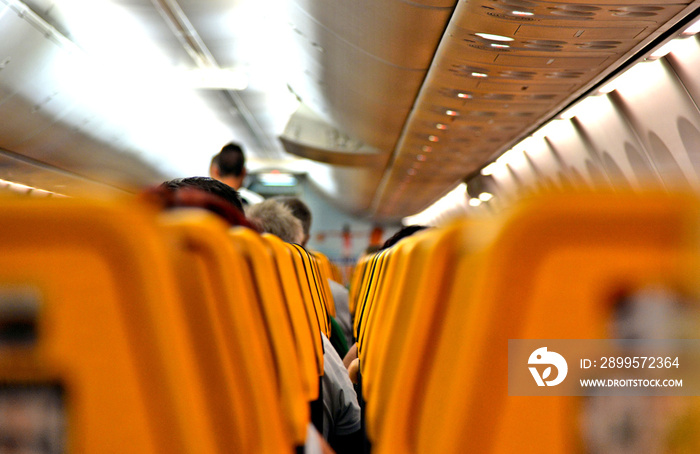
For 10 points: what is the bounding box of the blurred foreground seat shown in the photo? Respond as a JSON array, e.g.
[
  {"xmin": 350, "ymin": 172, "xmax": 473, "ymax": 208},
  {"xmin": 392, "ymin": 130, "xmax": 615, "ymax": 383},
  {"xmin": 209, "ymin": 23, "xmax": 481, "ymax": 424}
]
[
  {"xmin": 159, "ymin": 210, "xmax": 295, "ymax": 452},
  {"xmin": 358, "ymin": 191, "xmax": 700, "ymax": 453},
  {"xmin": 0, "ymin": 196, "xmax": 223, "ymax": 453}
]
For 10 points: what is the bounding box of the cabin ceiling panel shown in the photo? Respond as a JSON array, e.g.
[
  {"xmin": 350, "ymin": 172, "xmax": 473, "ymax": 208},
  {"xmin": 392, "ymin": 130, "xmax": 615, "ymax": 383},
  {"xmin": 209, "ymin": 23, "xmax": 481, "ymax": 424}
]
[
  {"xmin": 288, "ymin": 0, "xmax": 453, "ymax": 69},
  {"xmin": 493, "ymin": 54, "xmax": 610, "ymax": 68},
  {"xmin": 407, "ymin": 0, "xmax": 457, "ymax": 8},
  {"xmin": 274, "ymin": 0, "xmax": 458, "ymax": 214},
  {"xmin": 491, "ymin": 39, "xmax": 700, "ymax": 198},
  {"xmin": 0, "ymin": 12, "xmax": 57, "ymax": 105},
  {"xmin": 155, "ymin": 0, "xmax": 291, "ymax": 159},
  {"xmin": 290, "ymin": 30, "xmax": 428, "ymax": 109},
  {"xmin": 17, "ymin": 121, "xmax": 162, "ymax": 185},
  {"xmin": 0, "ymin": 96, "xmax": 60, "ymax": 152},
  {"xmin": 0, "ymin": 1, "xmax": 173, "ymax": 188},
  {"xmin": 0, "ymin": 95, "xmax": 162, "ymax": 187},
  {"xmin": 3, "ymin": 0, "xmax": 699, "ymax": 218},
  {"xmin": 175, "ymin": 0, "xmax": 255, "ymax": 65},
  {"xmin": 0, "ymin": 147, "xmax": 130, "ymax": 196},
  {"xmin": 286, "ymin": 8, "xmax": 431, "ymax": 151},
  {"xmin": 286, "ymin": 60, "xmax": 416, "ymax": 152},
  {"xmin": 369, "ymin": 0, "xmax": 700, "ymax": 220},
  {"xmin": 515, "ymin": 24, "xmax": 648, "ymax": 40},
  {"xmin": 24, "ymin": 0, "xmax": 194, "ymax": 68}
]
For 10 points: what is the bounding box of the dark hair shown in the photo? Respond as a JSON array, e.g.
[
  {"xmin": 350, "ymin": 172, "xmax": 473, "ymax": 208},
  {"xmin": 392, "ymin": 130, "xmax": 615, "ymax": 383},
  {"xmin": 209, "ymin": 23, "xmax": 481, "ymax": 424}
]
[
  {"xmin": 274, "ymin": 196, "xmax": 312, "ymax": 239},
  {"xmin": 211, "ymin": 142, "xmax": 245, "ymax": 177},
  {"xmin": 160, "ymin": 177, "xmax": 244, "ymax": 211},
  {"xmin": 381, "ymin": 225, "xmax": 429, "ymax": 250},
  {"xmin": 142, "ymin": 176, "xmax": 259, "ymax": 229}
]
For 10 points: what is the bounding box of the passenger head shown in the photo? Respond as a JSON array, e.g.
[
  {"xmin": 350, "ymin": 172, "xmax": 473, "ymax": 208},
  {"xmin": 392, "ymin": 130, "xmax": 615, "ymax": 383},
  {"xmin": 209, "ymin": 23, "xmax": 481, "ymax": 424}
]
[
  {"xmin": 273, "ymin": 196, "xmax": 312, "ymax": 246},
  {"xmin": 210, "ymin": 142, "xmax": 247, "ymax": 189},
  {"xmin": 160, "ymin": 176, "xmax": 244, "ymax": 211},
  {"xmin": 246, "ymin": 199, "xmax": 304, "ymax": 244},
  {"xmin": 143, "ymin": 176, "xmax": 257, "ymax": 229},
  {"xmin": 381, "ymin": 225, "xmax": 430, "ymax": 250}
]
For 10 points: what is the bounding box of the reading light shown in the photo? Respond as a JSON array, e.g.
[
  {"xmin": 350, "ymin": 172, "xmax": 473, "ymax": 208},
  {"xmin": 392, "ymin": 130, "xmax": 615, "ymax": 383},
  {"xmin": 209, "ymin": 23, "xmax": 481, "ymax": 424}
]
[
  {"xmin": 457, "ymin": 92, "xmax": 472, "ymax": 99},
  {"xmin": 475, "ymin": 33, "xmax": 514, "ymax": 42},
  {"xmin": 471, "ymin": 72, "xmax": 488, "ymax": 78},
  {"xmin": 469, "ymin": 198, "xmax": 482, "ymax": 207},
  {"xmin": 446, "ymin": 110, "xmax": 459, "ymax": 116},
  {"xmin": 512, "ymin": 10, "xmax": 534, "ymax": 16},
  {"xmin": 478, "ymin": 192, "xmax": 494, "ymax": 202}
]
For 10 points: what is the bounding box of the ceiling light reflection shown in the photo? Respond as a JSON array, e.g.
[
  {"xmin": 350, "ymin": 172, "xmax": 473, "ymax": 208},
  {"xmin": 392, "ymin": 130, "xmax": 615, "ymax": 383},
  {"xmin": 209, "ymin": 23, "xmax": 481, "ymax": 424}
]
[
  {"xmin": 402, "ymin": 183, "xmax": 468, "ymax": 226},
  {"xmin": 475, "ymin": 33, "xmax": 514, "ymax": 42}
]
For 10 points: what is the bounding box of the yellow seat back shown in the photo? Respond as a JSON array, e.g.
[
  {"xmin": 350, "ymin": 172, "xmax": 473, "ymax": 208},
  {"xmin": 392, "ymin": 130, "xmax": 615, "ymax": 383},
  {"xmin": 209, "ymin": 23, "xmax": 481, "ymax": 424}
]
[
  {"xmin": 311, "ymin": 251, "xmax": 338, "ymax": 317},
  {"xmin": 159, "ymin": 210, "xmax": 293, "ymax": 452},
  {"xmin": 284, "ymin": 243, "xmax": 332, "ymax": 338},
  {"xmin": 0, "ymin": 197, "xmax": 218, "ymax": 453},
  {"xmin": 410, "ymin": 192, "xmax": 700, "ymax": 453},
  {"xmin": 363, "ymin": 227, "xmax": 463, "ymax": 447},
  {"xmin": 228, "ymin": 228, "xmax": 310, "ymax": 446},
  {"xmin": 262, "ymin": 233, "xmax": 323, "ymax": 397},
  {"xmin": 353, "ymin": 250, "xmax": 391, "ymax": 353},
  {"xmin": 348, "ymin": 253, "xmax": 372, "ymax": 317}
]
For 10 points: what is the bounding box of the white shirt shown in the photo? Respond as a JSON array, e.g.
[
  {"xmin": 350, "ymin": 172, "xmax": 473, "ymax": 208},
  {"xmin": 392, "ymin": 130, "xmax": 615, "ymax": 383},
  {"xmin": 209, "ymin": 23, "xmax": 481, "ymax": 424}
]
[
  {"xmin": 321, "ymin": 334, "xmax": 361, "ymax": 438},
  {"xmin": 238, "ymin": 187, "xmax": 264, "ymax": 205}
]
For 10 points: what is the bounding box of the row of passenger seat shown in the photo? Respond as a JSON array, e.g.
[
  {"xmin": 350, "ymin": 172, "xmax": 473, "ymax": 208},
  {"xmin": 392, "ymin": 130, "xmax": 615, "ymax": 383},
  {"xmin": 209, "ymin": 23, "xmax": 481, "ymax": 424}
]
[
  {"xmin": 0, "ymin": 195, "xmax": 341, "ymax": 453},
  {"xmin": 350, "ymin": 191, "xmax": 700, "ymax": 453}
]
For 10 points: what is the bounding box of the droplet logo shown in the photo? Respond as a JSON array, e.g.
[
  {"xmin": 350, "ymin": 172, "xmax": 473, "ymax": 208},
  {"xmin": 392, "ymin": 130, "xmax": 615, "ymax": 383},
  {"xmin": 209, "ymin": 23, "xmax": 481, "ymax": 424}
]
[{"xmin": 528, "ymin": 347, "xmax": 568, "ymax": 386}]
